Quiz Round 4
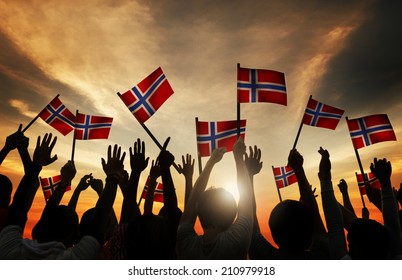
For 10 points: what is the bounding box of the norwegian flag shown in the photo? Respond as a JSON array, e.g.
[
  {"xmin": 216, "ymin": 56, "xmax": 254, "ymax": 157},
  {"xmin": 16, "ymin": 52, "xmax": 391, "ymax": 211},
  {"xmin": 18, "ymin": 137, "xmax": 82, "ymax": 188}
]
[
  {"xmin": 237, "ymin": 66, "xmax": 287, "ymax": 105},
  {"xmin": 119, "ymin": 67, "xmax": 174, "ymax": 123},
  {"xmin": 272, "ymin": 166, "xmax": 298, "ymax": 189},
  {"xmin": 346, "ymin": 114, "xmax": 396, "ymax": 149},
  {"xmin": 302, "ymin": 98, "xmax": 344, "ymax": 130},
  {"xmin": 196, "ymin": 120, "xmax": 246, "ymax": 157},
  {"xmin": 141, "ymin": 176, "xmax": 164, "ymax": 203},
  {"xmin": 39, "ymin": 175, "xmax": 71, "ymax": 201},
  {"xmin": 74, "ymin": 112, "xmax": 113, "ymax": 140},
  {"xmin": 39, "ymin": 96, "xmax": 76, "ymax": 136},
  {"xmin": 355, "ymin": 172, "xmax": 381, "ymax": 196}
]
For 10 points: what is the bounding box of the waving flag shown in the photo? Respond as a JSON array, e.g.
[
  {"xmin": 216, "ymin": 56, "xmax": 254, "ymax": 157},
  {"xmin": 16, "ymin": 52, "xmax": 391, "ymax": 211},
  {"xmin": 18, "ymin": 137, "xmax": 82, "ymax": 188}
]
[
  {"xmin": 40, "ymin": 175, "xmax": 71, "ymax": 201},
  {"xmin": 119, "ymin": 67, "xmax": 174, "ymax": 123},
  {"xmin": 302, "ymin": 98, "xmax": 344, "ymax": 130},
  {"xmin": 355, "ymin": 172, "xmax": 381, "ymax": 195},
  {"xmin": 237, "ymin": 66, "xmax": 286, "ymax": 105},
  {"xmin": 39, "ymin": 96, "xmax": 76, "ymax": 135},
  {"xmin": 74, "ymin": 112, "xmax": 113, "ymax": 140},
  {"xmin": 196, "ymin": 120, "xmax": 246, "ymax": 157},
  {"xmin": 272, "ymin": 166, "xmax": 297, "ymax": 189},
  {"xmin": 347, "ymin": 114, "xmax": 396, "ymax": 149},
  {"xmin": 141, "ymin": 177, "xmax": 164, "ymax": 203}
]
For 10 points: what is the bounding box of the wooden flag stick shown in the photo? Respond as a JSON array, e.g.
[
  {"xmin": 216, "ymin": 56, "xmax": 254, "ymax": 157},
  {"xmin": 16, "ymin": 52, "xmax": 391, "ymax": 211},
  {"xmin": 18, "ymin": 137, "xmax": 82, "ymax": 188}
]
[
  {"xmin": 292, "ymin": 95, "xmax": 312, "ymax": 150},
  {"xmin": 116, "ymin": 92, "xmax": 179, "ymax": 173},
  {"xmin": 272, "ymin": 166, "xmax": 283, "ymax": 202},
  {"xmin": 353, "ymin": 147, "xmax": 367, "ymax": 209},
  {"xmin": 195, "ymin": 117, "xmax": 203, "ymax": 175},
  {"xmin": 237, "ymin": 63, "xmax": 241, "ymax": 138},
  {"xmin": 346, "ymin": 116, "xmax": 366, "ymax": 208},
  {"xmin": 22, "ymin": 94, "xmax": 60, "ymax": 133},
  {"xmin": 71, "ymin": 110, "xmax": 78, "ymax": 162}
]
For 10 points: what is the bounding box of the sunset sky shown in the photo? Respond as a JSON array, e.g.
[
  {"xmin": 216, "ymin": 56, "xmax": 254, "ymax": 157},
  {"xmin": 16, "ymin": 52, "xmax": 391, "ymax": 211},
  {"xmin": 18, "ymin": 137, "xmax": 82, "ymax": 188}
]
[{"xmin": 1, "ymin": 0, "xmax": 402, "ymax": 243}]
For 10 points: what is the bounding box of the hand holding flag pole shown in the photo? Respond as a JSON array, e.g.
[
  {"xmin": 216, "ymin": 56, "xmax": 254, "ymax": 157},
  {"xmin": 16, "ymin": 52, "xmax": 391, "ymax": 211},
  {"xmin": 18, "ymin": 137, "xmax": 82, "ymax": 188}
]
[{"xmin": 116, "ymin": 91, "xmax": 179, "ymax": 173}]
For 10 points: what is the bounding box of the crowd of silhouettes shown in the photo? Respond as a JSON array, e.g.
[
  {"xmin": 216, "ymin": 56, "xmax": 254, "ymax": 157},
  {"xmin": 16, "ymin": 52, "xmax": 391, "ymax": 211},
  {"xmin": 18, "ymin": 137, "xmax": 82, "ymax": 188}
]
[{"xmin": 0, "ymin": 124, "xmax": 401, "ymax": 259}]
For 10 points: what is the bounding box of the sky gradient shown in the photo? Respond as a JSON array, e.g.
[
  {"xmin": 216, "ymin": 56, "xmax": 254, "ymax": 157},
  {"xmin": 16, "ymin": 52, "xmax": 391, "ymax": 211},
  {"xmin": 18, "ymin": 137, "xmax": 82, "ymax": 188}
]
[{"xmin": 1, "ymin": 0, "xmax": 402, "ymax": 242}]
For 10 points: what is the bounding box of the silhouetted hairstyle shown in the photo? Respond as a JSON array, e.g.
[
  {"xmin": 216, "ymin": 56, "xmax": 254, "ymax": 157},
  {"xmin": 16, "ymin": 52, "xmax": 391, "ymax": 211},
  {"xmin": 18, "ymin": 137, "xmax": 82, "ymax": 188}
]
[
  {"xmin": 269, "ymin": 199, "xmax": 314, "ymax": 252},
  {"xmin": 197, "ymin": 188, "xmax": 237, "ymax": 231}
]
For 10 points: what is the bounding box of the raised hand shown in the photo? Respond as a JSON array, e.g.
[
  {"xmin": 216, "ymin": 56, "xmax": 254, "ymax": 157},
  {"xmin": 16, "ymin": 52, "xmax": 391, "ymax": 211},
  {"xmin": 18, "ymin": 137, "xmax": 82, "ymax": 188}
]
[
  {"xmin": 60, "ymin": 160, "xmax": 76, "ymax": 183},
  {"xmin": 4, "ymin": 124, "xmax": 25, "ymax": 151},
  {"xmin": 129, "ymin": 138, "xmax": 149, "ymax": 174},
  {"xmin": 149, "ymin": 160, "xmax": 161, "ymax": 180},
  {"xmin": 287, "ymin": 149, "xmax": 304, "ymax": 172},
  {"xmin": 370, "ymin": 158, "xmax": 392, "ymax": 185},
  {"xmin": 245, "ymin": 145, "xmax": 263, "ymax": 176},
  {"xmin": 90, "ymin": 178, "xmax": 104, "ymax": 197},
  {"xmin": 177, "ymin": 154, "xmax": 194, "ymax": 178},
  {"xmin": 233, "ymin": 137, "xmax": 246, "ymax": 160},
  {"xmin": 101, "ymin": 144, "xmax": 126, "ymax": 178},
  {"xmin": 33, "ymin": 133, "xmax": 57, "ymax": 167},
  {"xmin": 157, "ymin": 137, "xmax": 175, "ymax": 169},
  {"xmin": 337, "ymin": 179, "xmax": 348, "ymax": 194},
  {"xmin": 318, "ymin": 147, "xmax": 331, "ymax": 181}
]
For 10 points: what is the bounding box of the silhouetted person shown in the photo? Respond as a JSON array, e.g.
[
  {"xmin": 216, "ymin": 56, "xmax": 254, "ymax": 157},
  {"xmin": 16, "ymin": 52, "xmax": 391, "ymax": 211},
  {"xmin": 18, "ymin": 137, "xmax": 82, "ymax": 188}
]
[
  {"xmin": 176, "ymin": 137, "xmax": 253, "ymax": 259},
  {"xmin": 177, "ymin": 153, "xmax": 195, "ymax": 207},
  {"xmin": 0, "ymin": 125, "xmax": 31, "ymax": 232}
]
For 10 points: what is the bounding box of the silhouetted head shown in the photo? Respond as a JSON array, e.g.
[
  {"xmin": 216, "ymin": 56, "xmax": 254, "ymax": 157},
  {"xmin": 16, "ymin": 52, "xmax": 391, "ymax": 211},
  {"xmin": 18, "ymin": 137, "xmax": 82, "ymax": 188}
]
[
  {"xmin": 347, "ymin": 218, "xmax": 389, "ymax": 259},
  {"xmin": 125, "ymin": 214, "xmax": 169, "ymax": 259},
  {"xmin": 0, "ymin": 174, "xmax": 12, "ymax": 208},
  {"xmin": 32, "ymin": 205, "xmax": 79, "ymax": 247},
  {"xmin": 79, "ymin": 207, "xmax": 118, "ymax": 244},
  {"xmin": 197, "ymin": 187, "xmax": 237, "ymax": 231},
  {"xmin": 269, "ymin": 199, "xmax": 314, "ymax": 252}
]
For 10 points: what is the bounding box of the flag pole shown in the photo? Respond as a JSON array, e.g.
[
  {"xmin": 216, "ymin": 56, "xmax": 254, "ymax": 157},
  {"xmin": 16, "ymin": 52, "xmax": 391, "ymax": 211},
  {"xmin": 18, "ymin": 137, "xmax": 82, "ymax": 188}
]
[
  {"xmin": 272, "ymin": 166, "xmax": 283, "ymax": 202},
  {"xmin": 346, "ymin": 117, "xmax": 366, "ymax": 208},
  {"xmin": 195, "ymin": 117, "xmax": 203, "ymax": 175},
  {"xmin": 292, "ymin": 95, "xmax": 312, "ymax": 149},
  {"xmin": 22, "ymin": 94, "xmax": 60, "ymax": 133},
  {"xmin": 116, "ymin": 92, "xmax": 179, "ymax": 173},
  {"xmin": 353, "ymin": 148, "xmax": 367, "ymax": 209},
  {"xmin": 71, "ymin": 110, "xmax": 78, "ymax": 162},
  {"xmin": 237, "ymin": 63, "xmax": 241, "ymax": 138}
]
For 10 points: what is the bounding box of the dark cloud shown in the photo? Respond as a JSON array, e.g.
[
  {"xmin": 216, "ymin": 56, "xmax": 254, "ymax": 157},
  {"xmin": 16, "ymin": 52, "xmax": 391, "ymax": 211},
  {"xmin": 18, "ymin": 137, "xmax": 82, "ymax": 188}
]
[{"xmin": 314, "ymin": 1, "xmax": 402, "ymax": 115}]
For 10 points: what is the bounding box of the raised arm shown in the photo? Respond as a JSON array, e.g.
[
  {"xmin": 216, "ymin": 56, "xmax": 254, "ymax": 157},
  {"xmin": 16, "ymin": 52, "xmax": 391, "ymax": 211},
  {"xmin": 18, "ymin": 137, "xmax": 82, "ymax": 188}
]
[
  {"xmin": 370, "ymin": 158, "xmax": 402, "ymax": 257},
  {"xmin": 68, "ymin": 173, "xmax": 93, "ymax": 211},
  {"xmin": 143, "ymin": 160, "xmax": 161, "ymax": 215},
  {"xmin": 177, "ymin": 154, "xmax": 195, "ymax": 208},
  {"xmin": 337, "ymin": 179, "xmax": 357, "ymax": 217},
  {"xmin": 180, "ymin": 147, "xmax": 225, "ymax": 226},
  {"xmin": 244, "ymin": 145, "xmax": 263, "ymax": 234},
  {"xmin": 318, "ymin": 147, "xmax": 347, "ymax": 259},
  {"xmin": 0, "ymin": 124, "xmax": 31, "ymax": 170},
  {"xmin": 288, "ymin": 149, "xmax": 326, "ymax": 235},
  {"xmin": 120, "ymin": 139, "xmax": 149, "ymax": 223},
  {"xmin": 232, "ymin": 138, "xmax": 253, "ymax": 224},
  {"xmin": 157, "ymin": 138, "xmax": 178, "ymax": 214},
  {"xmin": 6, "ymin": 133, "xmax": 57, "ymax": 230},
  {"xmin": 46, "ymin": 160, "xmax": 76, "ymax": 207},
  {"xmin": 89, "ymin": 144, "xmax": 125, "ymax": 244}
]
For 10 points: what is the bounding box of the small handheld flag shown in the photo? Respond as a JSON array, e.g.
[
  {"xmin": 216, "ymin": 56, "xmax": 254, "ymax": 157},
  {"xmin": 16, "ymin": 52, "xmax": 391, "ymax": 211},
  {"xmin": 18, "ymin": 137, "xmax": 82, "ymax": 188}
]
[
  {"xmin": 346, "ymin": 114, "xmax": 396, "ymax": 149},
  {"xmin": 74, "ymin": 112, "xmax": 113, "ymax": 140},
  {"xmin": 40, "ymin": 175, "xmax": 71, "ymax": 202},
  {"xmin": 237, "ymin": 66, "xmax": 287, "ymax": 105},
  {"xmin": 196, "ymin": 119, "xmax": 246, "ymax": 157},
  {"xmin": 118, "ymin": 67, "xmax": 174, "ymax": 123}
]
